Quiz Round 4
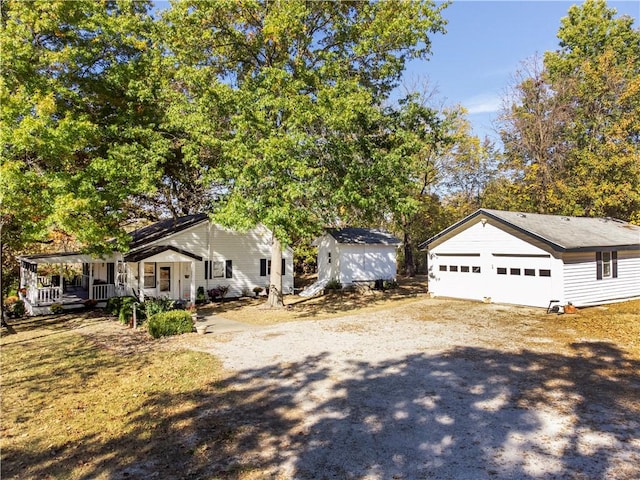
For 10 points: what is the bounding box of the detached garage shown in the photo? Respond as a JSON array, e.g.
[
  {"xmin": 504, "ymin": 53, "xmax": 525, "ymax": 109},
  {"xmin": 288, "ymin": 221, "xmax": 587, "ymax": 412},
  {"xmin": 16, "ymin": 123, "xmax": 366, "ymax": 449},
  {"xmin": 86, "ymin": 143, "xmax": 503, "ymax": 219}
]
[
  {"xmin": 420, "ymin": 209, "xmax": 640, "ymax": 308},
  {"xmin": 315, "ymin": 228, "xmax": 401, "ymax": 285}
]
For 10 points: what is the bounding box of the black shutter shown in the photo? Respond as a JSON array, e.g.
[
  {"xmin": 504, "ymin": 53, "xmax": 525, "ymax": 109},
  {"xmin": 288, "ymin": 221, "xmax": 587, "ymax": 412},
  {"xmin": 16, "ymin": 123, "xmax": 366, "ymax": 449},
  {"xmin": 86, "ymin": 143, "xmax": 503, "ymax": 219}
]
[
  {"xmin": 281, "ymin": 258, "xmax": 286, "ymax": 276},
  {"xmin": 204, "ymin": 260, "xmax": 208, "ymax": 280},
  {"xmin": 225, "ymin": 260, "xmax": 233, "ymax": 278},
  {"xmin": 612, "ymin": 251, "xmax": 618, "ymax": 278},
  {"xmin": 260, "ymin": 259, "xmax": 267, "ymax": 276},
  {"xmin": 596, "ymin": 251, "xmax": 603, "ymax": 280}
]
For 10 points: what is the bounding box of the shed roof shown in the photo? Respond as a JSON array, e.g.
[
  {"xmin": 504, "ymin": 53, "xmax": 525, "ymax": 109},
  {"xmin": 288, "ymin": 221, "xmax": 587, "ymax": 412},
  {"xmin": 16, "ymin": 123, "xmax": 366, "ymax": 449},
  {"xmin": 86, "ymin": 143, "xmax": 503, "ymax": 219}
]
[
  {"xmin": 327, "ymin": 227, "xmax": 401, "ymax": 246},
  {"xmin": 422, "ymin": 209, "xmax": 640, "ymax": 252}
]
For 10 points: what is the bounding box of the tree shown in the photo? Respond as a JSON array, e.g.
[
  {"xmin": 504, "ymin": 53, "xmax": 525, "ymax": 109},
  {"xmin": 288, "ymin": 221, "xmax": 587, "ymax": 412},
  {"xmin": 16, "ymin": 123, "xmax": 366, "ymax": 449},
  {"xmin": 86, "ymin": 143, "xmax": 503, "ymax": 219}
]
[
  {"xmin": 1, "ymin": 0, "xmax": 168, "ymax": 254},
  {"xmin": 162, "ymin": 0, "xmax": 448, "ymax": 305},
  {"xmin": 497, "ymin": 0, "xmax": 640, "ymax": 222}
]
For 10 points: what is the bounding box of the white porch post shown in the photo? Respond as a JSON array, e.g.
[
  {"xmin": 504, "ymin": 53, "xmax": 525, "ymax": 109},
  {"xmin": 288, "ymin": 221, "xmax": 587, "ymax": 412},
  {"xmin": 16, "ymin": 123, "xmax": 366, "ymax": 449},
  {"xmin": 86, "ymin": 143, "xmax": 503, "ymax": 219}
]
[
  {"xmin": 88, "ymin": 262, "xmax": 94, "ymax": 300},
  {"xmin": 139, "ymin": 261, "xmax": 145, "ymax": 302},
  {"xmin": 190, "ymin": 260, "xmax": 196, "ymax": 305}
]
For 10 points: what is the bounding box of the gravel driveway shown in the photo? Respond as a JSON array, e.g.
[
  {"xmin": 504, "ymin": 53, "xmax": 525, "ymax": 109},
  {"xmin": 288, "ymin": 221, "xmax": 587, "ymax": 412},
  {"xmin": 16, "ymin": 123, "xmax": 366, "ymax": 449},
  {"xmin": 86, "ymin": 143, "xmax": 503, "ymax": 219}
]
[{"xmin": 187, "ymin": 298, "xmax": 640, "ymax": 479}]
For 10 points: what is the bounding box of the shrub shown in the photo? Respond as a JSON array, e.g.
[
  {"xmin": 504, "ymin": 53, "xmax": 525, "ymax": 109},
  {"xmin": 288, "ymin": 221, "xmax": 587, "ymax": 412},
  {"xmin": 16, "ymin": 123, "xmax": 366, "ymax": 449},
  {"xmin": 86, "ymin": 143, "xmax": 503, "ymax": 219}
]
[
  {"xmin": 196, "ymin": 286, "xmax": 206, "ymax": 304},
  {"xmin": 253, "ymin": 286, "xmax": 263, "ymax": 296},
  {"xmin": 83, "ymin": 299, "xmax": 98, "ymax": 310},
  {"xmin": 147, "ymin": 310, "xmax": 194, "ymax": 339},
  {"xmin": 143, "ymin": 297, "xmax": 173, "ymax": 317},
  {"xmin": 10, "ymin": 300, "xmax": 26, "ymax": 318},
  {"xmin": 50, "ymin": 303, "xmax": 64, "ymax": 314},
  {"xmin": 106, "ymin": 296, "xmax": 123, "ymax": 316},
  {"xmin": 325, "ymin": 279, "xmax": 342, "ymax": 291},
  {"xmin": 118, "ymin": 296, "xmax": 139, "ymax": 324},
  {"xmin": 208, "ymin": 285, "xmax": 229, "ymax": 301},
  {"xmin": 383, "ymin": 279, "xmax": 399, "ymax": 290}
]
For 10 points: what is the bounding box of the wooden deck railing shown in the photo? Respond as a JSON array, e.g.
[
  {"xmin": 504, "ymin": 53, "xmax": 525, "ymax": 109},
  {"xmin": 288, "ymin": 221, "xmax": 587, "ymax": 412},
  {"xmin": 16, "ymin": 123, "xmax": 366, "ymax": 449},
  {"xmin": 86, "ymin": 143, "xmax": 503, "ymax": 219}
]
[
  {"xmin": 29, "ymin": 287, "xmax": 62, "ymax": 304},
  {"xmin": 93, "ymin": 283, "xmax": 115, "ymax": 301}
]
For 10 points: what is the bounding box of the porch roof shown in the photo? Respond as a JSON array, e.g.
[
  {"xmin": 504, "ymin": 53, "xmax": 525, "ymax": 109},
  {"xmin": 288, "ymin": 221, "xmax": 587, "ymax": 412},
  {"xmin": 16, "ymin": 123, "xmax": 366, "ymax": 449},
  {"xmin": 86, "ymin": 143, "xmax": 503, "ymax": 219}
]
[
  {"xmin": 123, "ymin": 245, "xmax": 203, "ymax": 263},
  {"xmin": 19, "ymin": 252, "xmax": 99, "ymax": 265}
]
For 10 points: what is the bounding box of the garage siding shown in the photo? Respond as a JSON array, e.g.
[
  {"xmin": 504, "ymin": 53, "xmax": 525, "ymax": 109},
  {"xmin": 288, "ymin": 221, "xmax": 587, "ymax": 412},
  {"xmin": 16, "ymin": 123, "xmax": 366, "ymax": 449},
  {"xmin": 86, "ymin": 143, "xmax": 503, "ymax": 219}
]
[
  {"xmin": 428, "ymin": 220, "xmax": 563, "ymax": 307},
  {"xmin": 563, "ymin": 251, "xmax": 640, "ymax": 306}
]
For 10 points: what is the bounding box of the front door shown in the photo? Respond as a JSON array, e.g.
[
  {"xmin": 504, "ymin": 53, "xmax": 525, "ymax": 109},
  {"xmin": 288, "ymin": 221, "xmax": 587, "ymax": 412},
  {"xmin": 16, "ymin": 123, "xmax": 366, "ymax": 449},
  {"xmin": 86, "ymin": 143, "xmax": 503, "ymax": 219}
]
[{"xmin": 159, "ymin": 266, "xmax": 171, "ymax": 294}]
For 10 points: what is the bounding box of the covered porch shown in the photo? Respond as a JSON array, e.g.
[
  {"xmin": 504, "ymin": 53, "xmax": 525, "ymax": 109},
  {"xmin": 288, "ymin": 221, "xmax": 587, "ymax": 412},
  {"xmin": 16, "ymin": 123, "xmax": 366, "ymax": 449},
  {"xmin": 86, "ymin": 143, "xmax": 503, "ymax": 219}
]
[{"xmin": 19, "ymin": 252, "xmax": 120, "ymax": 315}]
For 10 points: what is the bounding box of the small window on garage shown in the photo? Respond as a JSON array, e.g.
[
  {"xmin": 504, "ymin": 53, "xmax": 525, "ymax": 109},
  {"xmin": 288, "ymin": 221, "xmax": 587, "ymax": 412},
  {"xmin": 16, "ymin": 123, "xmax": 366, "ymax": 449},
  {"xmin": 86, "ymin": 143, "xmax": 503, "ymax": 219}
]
[
  {"xmin": 510, "ymin": 268, "xmax": 521, "ymax": 275},
  {"xmin": 524, "ymin": 269, "xmax": 535, "ymax": 276},
  {"xmin": 539, "ymin": 269, "xmax": 551, "ymax": 277},
  {"xmin": 472, "ymin": 266, "xmax": 481, "ymax": 273},
  {"xmin": 497, "ymin": 267, "xmax": 507, "ymax": 275},
  {"xmin": 461, "ymin": 266, "xmax": 470, "ymax": 273},
  {"xmin": 450, "ymin": 265, "xmax": 458, "ymax": 272},
  {"xmin": 439, "ymin": 265, "xmax": 447, "ymax": 271}
]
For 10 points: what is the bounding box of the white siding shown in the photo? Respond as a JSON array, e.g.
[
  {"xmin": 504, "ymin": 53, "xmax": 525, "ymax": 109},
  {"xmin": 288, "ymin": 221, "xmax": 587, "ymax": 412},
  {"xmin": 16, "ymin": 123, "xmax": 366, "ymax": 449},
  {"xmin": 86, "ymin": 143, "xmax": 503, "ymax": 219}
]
[
  {"xmin": 563, "ymin": 250, "xmax": 640, "ymax": 306},
  {"xmin": 336, "ymin": 244, "xmax": 397, "ymax": 284},
  {"xmin": 131, "ymin": 222, "xmax": 293, "ymax": 299},
  {"xmin": 428, "ymin": 220, "xmax": 564, "ymax": 308},
  {"xmin": 317, "ymin": 235, "xmax": 338, "ymax": 283}
]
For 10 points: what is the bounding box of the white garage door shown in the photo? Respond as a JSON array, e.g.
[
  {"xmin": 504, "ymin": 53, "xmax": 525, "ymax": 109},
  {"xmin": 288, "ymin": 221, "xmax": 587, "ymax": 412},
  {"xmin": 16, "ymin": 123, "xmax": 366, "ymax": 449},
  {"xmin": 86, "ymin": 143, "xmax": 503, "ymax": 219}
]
[{"xmin": 491, "ymin": 254, "xmax": 553, "ymax": 307}]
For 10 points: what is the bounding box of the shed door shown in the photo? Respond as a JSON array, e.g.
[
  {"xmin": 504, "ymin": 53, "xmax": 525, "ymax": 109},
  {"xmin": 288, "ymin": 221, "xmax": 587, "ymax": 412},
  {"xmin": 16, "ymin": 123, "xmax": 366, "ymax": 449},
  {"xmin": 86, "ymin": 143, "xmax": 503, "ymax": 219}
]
[{"xmin": 491, "ymin": 255, "xmax": 553, "ymax": 307}]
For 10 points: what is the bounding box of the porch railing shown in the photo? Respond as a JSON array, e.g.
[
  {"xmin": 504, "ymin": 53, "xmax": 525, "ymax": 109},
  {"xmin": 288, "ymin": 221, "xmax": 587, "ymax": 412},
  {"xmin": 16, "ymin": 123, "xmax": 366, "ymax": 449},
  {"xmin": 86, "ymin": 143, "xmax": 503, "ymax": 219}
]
[
  {"xmin": 93, "ymin": 283, "xmax": 115, "ymax": 301},
  {"xmin": 29, "ymin": 287, "xmax": 62, "ymax": 304}
]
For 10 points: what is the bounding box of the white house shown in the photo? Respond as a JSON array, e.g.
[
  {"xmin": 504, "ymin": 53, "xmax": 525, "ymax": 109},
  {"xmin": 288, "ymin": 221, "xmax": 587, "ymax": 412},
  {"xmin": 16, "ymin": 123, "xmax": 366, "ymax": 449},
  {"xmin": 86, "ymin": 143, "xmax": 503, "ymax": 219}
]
[
  {"xmin": 18, "ymin": 214, "xmax": 294, "ymax": 315},
  {"xmin": 420, "ymin": 209, "xmax": 640, "ymax": 308},
  {"xmin": 312, "ymin": 227, "xmax": 401, "ymax": 288}
]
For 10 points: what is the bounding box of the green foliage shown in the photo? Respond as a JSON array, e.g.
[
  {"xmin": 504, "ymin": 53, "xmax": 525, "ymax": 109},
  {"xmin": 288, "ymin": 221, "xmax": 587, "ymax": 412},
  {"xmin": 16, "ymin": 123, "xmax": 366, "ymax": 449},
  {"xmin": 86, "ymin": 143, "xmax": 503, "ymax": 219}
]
[
  {"xmin": 105, "ymin": 296, "xmax": 123, "ymax": 317},
  {"xmin": 196, "ymin": 286, "xmax": 206, "ymax": 304},
  {"xmin": 497, "ymin": 0, "xmax": 640, "ymax": 222},
  {"xmin": 142, "ymin": 297, "xmax": 174, "ymax": 317},
  {"xmin": 3, "ymin": 297, "xmax": 26, "ymax": 318},
  {"xmin": 118, "ymin": 297, "xmax": 139, "ymax": 324},
  {"xmin": 50, "ymin": 303, "xmax": 64, "ymax": 314},
  {"xmin": 147, "ymin": 311, "xmax": 193, "ymax": 339},
  {"xmin": 325, "ymin": 279, "xmax": 343, "ymax": 291}
]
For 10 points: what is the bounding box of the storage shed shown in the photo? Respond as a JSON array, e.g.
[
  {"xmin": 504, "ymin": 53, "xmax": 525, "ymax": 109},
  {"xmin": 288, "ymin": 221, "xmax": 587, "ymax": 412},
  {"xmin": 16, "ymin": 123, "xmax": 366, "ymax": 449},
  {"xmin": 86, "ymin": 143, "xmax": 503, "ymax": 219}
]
[
  {"xmin": 315, "ymin": 228, "xmax": 401, "ymax": 286},
  {"xmin": 420, "ymin": 209, "xmax": 640, "ymax": 308}
]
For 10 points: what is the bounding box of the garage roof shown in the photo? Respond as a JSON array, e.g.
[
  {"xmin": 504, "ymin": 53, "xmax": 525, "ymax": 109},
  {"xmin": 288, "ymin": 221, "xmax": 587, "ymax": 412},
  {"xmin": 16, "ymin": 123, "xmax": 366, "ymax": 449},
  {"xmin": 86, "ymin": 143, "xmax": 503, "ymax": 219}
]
[{"xmin": 422, "ymin": 209, "xmax": 640, "ymax": 252}]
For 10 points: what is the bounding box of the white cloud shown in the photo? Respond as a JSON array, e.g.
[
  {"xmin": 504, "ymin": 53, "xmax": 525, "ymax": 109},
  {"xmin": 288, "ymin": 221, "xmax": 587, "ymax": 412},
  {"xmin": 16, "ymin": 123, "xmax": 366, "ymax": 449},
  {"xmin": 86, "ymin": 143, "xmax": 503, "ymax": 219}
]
[{"xmin": 465, "ymin": 94, "xmax": 502, "ymax": 115}]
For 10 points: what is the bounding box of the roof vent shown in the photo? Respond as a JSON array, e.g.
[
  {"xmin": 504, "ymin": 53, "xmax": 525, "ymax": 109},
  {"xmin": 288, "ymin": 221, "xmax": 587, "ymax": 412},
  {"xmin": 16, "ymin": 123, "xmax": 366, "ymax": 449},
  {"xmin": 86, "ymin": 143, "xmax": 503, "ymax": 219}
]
[
  {"xmin": 517, "ymin": 213, "xmax": 526, "ymax": 218},
  {"xmin": 561, "ymin": 217, "xmax": 570, "ymax": 221}
]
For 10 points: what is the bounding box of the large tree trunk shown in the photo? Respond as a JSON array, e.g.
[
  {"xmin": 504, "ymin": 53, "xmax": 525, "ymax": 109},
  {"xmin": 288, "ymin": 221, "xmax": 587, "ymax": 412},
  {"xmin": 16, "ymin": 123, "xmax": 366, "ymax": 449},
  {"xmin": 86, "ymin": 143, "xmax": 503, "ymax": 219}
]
[
  {"xmin": 404, "ymin": 230, "xmax": 416, "ymax": 277},
  {"xmin": 267, "ymin": 235, "xmax": 284, "ymax": 308}
]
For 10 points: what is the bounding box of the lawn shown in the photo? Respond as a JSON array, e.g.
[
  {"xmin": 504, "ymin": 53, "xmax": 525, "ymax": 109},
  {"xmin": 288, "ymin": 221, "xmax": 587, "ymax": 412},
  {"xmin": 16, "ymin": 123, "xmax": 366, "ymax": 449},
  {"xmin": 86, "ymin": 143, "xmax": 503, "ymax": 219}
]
[{"xmin": 1, "ymin": 293, "xmax": 638, "ymax": 479}]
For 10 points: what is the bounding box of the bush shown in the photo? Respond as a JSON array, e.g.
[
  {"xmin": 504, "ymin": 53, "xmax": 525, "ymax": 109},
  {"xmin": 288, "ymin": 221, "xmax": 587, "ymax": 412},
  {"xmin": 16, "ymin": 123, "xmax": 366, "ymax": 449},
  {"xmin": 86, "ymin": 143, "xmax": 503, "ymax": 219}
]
[
  {"xmin": 9, "ymin": 299, "xmax": 26, "ymax": 318},
  {"xmin": 208, "ymin": 285, "xmax": 229, "ymax": 301},
  {"xmin": 142, "ymin": 297, "xmax": 173, "ymax": 317},
  {"xmin": 383, "ymin": 279, "xmax": 398, "ymax": 290},
  {"xmin": 147, "ymin": 310, "xmax": 194, "ymax": 339},
  {"xmin": 105, "ymin": 296, "xmax": 123, "ymax": 316},
  {"xmin": 50, "ymin": 303, "xmax": 64, "ymax": 314},
  {"xmin": 196, "ymin": 286, "xmax": 206, "ymax": 304},
  {"xmin": 118, "ymin": 296, "xmax": 139, "ymax": 324},
  {"xmin": 325, "ymin": 279, "xmax": 342, "ymax": 291}
]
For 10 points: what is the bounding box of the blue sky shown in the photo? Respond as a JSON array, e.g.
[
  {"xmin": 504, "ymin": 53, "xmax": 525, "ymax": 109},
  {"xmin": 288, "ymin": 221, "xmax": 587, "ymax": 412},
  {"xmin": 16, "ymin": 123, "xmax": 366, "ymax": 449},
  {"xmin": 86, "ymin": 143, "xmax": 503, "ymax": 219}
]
[{"xmin": 406, "ymin": 0, "xmax": 640, "ymax": 142}]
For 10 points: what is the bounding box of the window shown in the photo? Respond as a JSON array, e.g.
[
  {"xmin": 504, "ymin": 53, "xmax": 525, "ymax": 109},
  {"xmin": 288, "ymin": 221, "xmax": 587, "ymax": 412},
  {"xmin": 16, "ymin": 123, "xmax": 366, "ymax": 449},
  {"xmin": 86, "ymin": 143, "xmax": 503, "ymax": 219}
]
[
  {"xmin": 510, "ymin": 268, "xmax": 521, "ymax": 275},
  {"xmin": 260, "ymin": 259, "xmax": 286, "ymax": 277},
  {"xmin": 596, "ymin": 251, "xmax": 618, "ymax": 280},
  {"xmin": 497, "ymin": 267, "xmax": 507, "ymax": 275},
  {"xmin": 472, "ymin": 266, "xmax": 481, "ymax": 273},
  {"xmin": 143, "ymin": 263, "xmax": 156, "ymax": 288},
  {"xmin": 524, "ymin": 269, "xmax": 535, "ymax": 276},
  {"xmin": 539, "ymin": 269, "xmax": 551, "ymax": 277},
  {"xmin": 461, "ymin": 266, "xmax": 470, "ymax": 273},
  {"xmin": 327, "ymin": 252, "xmax": 331, "ymax": 264},
  {"xmin": 439, "ymin": 265, "xmax": 447, "ymax": 272},
  {"xmin": 212, "ymin": 261, "xmax": 224, "ymax": 278},
  {"xmin": 449, "ymin": 265, "xmax": 458, "ymax": 272}
]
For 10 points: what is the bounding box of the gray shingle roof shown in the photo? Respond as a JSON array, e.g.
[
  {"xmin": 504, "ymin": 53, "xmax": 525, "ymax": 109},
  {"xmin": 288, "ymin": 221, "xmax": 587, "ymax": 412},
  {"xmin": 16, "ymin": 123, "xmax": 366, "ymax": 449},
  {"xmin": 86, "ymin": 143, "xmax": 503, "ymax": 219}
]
[
  {"xmin": 327, "ymin": 227, "xmax": 401, "ymax": 245},
  {"xmin": 422, "ymin": 209, "xmax": 640, "ymax": 251},
  {"xmin": 128, "ymin": 214, "xmax": 208, "ymax": 249}
]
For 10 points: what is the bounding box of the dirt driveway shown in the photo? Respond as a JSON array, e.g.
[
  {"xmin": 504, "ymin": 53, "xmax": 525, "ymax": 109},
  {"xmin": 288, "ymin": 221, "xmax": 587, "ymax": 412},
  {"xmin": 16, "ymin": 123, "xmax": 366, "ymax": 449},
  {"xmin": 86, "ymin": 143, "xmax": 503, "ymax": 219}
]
[{"xmin": 174, "ymin": 298, "xmax": 640, "ymax": 479}]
